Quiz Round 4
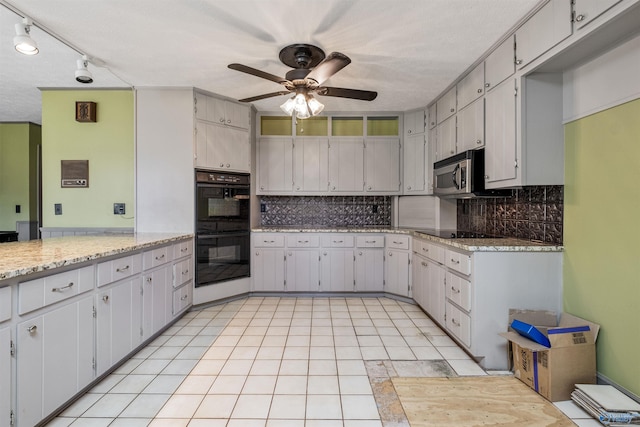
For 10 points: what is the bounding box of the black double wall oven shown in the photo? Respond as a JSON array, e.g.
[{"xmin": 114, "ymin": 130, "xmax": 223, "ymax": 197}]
[{"xmin": 195, "ymin": 170, "xmax": 250, "ymax": 287}]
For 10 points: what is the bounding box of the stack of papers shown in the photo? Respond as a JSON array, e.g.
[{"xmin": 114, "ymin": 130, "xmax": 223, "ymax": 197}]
[{"xmin": 571, "ymin": 384, "xmax": 640, "ymax": 425}]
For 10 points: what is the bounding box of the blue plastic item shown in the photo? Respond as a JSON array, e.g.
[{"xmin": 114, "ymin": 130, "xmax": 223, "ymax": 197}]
[{"xmin": 511, "ymin": 319, "xmax": 551, "ymax": 348}]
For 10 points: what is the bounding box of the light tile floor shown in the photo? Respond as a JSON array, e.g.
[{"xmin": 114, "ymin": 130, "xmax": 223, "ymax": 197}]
[{"xmin": 45, "ymin": 297, "xmax": 597, "ymax": 426}]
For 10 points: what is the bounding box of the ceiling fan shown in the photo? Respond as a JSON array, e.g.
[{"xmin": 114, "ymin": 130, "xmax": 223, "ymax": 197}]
[{"xmin": 228, "ymin": 43, "xmax": 377, "ymax": 118}]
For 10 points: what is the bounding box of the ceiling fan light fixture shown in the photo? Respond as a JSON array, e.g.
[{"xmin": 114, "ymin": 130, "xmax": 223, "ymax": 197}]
[
  {"xmin": 307, "ymin": 96, "xmax": 324, "ymax": 116},
  {"xmin": 75, "ymin": 55, "xmax": 93, "ymax": 84},
  {"xmin": 280, "ymin": 92, "xmax": 324, "ymax": 119},
  {"xmin": 14, "ymin": 18, "xmax": 39, "ymax": 55},
  {"xmin": 280, "ymin": 97, "xmax": 296, "ymax": 116}
]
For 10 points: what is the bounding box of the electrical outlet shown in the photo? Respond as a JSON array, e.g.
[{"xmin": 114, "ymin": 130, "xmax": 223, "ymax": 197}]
[
  {"xmin": 260, "ymin": 203, "xmax": 266, "ymax": 213},
  {"xmin": 113, "ymin": 203, "xmax": 126, "ymax": 215},
  {"xmin": 372, "ymin": 204, "xmax": 378, "ymax": 213},
  {"xmin": 54, "ymin": 203, "xmax": 62, "ymax": 215},
  {"xmin": 15, "ymin": 205, "xmax": 21, "ymax": 214}
]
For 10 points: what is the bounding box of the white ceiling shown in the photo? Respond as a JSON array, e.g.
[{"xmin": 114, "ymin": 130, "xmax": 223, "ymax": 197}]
[{"xmin": 1, "ymin": 0, "xmax": 543, "ymax": 124}]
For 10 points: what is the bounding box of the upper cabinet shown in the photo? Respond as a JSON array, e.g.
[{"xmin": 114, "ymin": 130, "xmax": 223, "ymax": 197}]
[
  {"xmin": 456, "ymin": 63, "xmax": 485, "ymax": 110},
  {"xmin": 515, "ymin": 0, "xmax": 572, "ymax": 70},
  {"xmin": 427, "ymin": 104, "xmax": 437, "ymax": 130},
  {"xmin": 195, "ymin": 92, "xmax": 250, "ymax": 130},
  {"xmin": 404, "ymin": 109, "xmax": 425, "ymax": 135},
  {"xmin": 573, "ymin": 0, "xmax": 622, "ymax": 30},
  {"xmin": 484, "ymin": 36, "xmax": 515, "ymax": 92},
  {"xmin": 436, "ymin": 87, "xmax": 457, "ymax": 124}
]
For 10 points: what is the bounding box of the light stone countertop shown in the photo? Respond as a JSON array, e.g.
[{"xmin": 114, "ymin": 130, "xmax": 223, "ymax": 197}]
[
  {"xmin": 252, "ymin": 228, "xmax": 563, "ymax": 252},
  {"xmin": 0, "ymin": 233, "xmax": 193, "ymax": 281}
]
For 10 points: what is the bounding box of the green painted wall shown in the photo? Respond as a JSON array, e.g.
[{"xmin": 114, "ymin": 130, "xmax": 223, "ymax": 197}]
[
  {"xmin": 41, "ymin": 90, "xmax": 134, "ymax": 228},
  {"xmin": 564, "ymin": 98, "xmax": 640, "ymax": 395},
  {"xmin": 0, "ymin": 123, "xmax": 40, "ymax": 231}
]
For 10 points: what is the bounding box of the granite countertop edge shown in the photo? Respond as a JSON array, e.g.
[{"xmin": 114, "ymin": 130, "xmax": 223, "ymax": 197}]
[
  {"xmin": 252, "ymin": 228, "xmax": 563, "ymax": 252},
  {"xmin": 0, "ymin": 233, "xmax": 194, "ymax": 281}
]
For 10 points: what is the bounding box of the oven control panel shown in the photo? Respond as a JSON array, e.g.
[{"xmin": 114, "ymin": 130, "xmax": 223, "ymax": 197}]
[{"xmin": 196, "ymin": 171, "xmax": 250, "ymax": 185}]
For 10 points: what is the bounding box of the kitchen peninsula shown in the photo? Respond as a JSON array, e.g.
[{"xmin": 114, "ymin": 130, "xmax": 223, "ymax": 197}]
[{"xmin": 0, "ymin": 233, "xmax": 193, "ymax": 427}]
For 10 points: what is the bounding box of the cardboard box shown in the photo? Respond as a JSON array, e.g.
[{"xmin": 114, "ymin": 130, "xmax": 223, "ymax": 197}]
[{"xmin": 500, "ymin": 309, "xmax": 600, "ymax": 402}]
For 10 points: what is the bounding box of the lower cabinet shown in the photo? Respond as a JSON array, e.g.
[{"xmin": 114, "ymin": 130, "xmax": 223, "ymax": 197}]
[
  {"xmin": 0, "ymin": 326, "xmax": 11, "ymax": 426},
  {"xmin": 16, "ymin": 296, "xmax": 94, "ymax": 427},
  {"xmin": 354, "ymin": 248, "xmax": 384, "ymax": 292},
  {"xmin": 411, "ymin": 247, "xmax": 445, "ymax": 325},
  {"xmin": 141, "ymin": 265, "xmax": 172, "ymax": 342},
  {"xmin": 253, "ymin": 249, "xmax": 286, "ymax": 291},
  {"xmin": 321, "ymin": 249, "xmax": 355, "ymax": 292},
  {"xmin": 384, "ymin": 235, "xmax": 412, "ymax": 297},
  {"xmin": 286, "ymin": 250, "xmax": 320, "ymax": 292}
]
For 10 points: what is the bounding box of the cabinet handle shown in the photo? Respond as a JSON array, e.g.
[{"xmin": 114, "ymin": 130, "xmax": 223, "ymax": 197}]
[
  {"xmin": 484, "ymin": 175, "xmax": 489, "ymax": 180},
  {"xmin": 476, "ymin": 139, "xmax": 482, "ymax": 144},
  {"xmin": 103, "ymin": 295, "xmax": 110, "ymax": 302},
  {"xmin": 333, "ymin": 240, "xmax": 343, "ymax": 244},
  {"xmin": 477, "ymin": 88, "xmax": 483, "ymax": 94},
  {"xmin": 515, "ymin": 59, "xmax": 523, "ymax": 65},
  {"xmin": 323, "ymin": 252, "xmax": 327, "ymax": 256},
  {"xmin": 220, "ymin": 163, "xmax": 224, "ymax": 167},
  {"xmin": 408, "ymin": 130, "xmax": 412, "ymax": 134},
  {"xmin": 365, "ymin": 240, "xmax": 376, "ymax": 244},
  {"xmin": 181, "ymin": 247, "xmax": 188, "ymax": 253},
  {"xmin": 181, "ymin": 295, "xmax": 189, "ymax": 301},
  {"xmin": 332, "ymin": 186, "xmax": 336, "ymax": 190},
  {"xmin": 288, "ymin": 252, "xmax": 292, "ymax": 256},
  {"xmin": 27, "ymin": 325, "xmax": 37, "ymax": 334},
  {"xmin": 226, "ymin": 164, "xmax": 230, "ymax": 168},
  {"xmin": 451, "ymin": 286, "xmax": 460, "ymax": 294},
  {"xmin": 256, "ymin": 252, "xmax": 260, "ymax": 256},
  {"xmin": 116, "ymin": 265, "xmax": 130, "ymax": 272},
  {"xmin": 367, "ymin": 186, "xmax": 372, "ymax": 190},
  {"xmin": 450, "ymin": 150, "xmax": 454, "ymax": 154},
  {"xmin": 575, "ymin": 14, "xmax": 585, "ymax": 22},
  {"xmin": 430, "ymin": 121, "xmax": 435, "ymax": 126},
  {"xmin": 296, "ymin": 186, "xmax": 300, "ymax": 190},
  {"xmin": 388, "ymin": 252, "xmax": 393, "ymax": 256},
  {"xmin": 421, "ymin": 261, "xmax": 428, "ymax": 267},
  {"xmin": 146, "ymin": 277, "xmax": 152, "ymax": 283},
  {"xmin": 422, "ymin": 247, "xmax": 428, "ymax": 252},
  {"xmin": 298, "ymin": 240, "xmax": 309, "ymax": 244},
  {"xmin": 227, "ymin": 119, "xmax": 231, "ymax": 124},
  {"xmin": 51, "ymin": 282, "xmax": 74, "ymax": 292},
  {"xmin": 182, "ymin": 269, "xmax": 189, "ymax": 275},
  {"xmin": 155, "ymin": 254, "xmax": 165, "ymax": 261},
  {"xmin": 485, "ymin": 83, "xmax": 491, "ymax": 88},
  {"xmin": 407, "ymin": 186, "xmax": 412, "ymax": 190},
  {"xmin": 358, "ymin": 251, "xmax": 363, "ymax": 255},
  {"xmin": 263, "ymin": 240, "xmax": 275, "ymax": 243},
  {"xmin": 219, "ymin": 118, "xmax": 225, "ymax": 123},
  {"xmin": 451, "ymin": 318, "xmax": 460, "ymax": 326},
  {"xmin": 451, "ymin": 258, "xmax": 460, "ymax": 264},
  {"xmin": 393, "ymin": 241, "xmax": 402, "ymax": 244},
  {"xmin": 260, "ymin": 186, "xmax": 264, "ymax": 190}
]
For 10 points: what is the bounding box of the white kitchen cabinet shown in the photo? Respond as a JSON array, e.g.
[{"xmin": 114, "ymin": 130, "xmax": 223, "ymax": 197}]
[
  {"xmin": 384, "ymin": 235, "xmax": 411, "ymax": 298},
  {"xmin": 364, "ymin": 138, "xmax": 401, "ymax": 193},
  {"xmin": 456, "ymin": 98, "xmax": 485, "ymax": 152},
  {"xmin": 321, "ymin": 250, "xmax": 355, "ymax": 292},
  {"xmin": 427, "ymin": 104, "xmax": 437, "ymax": 130},
  {"xmin": 96, "ymin": 278, "xmax": 137, "ymax": 376},
  {"xmin": 141, "ymin": 265, "xmax": 171, "ymax": 342},
  {"xmin": 427, "ymin": 127, "xmax": 437, "ymax": 193},
  {"xmin": 196, "ymin": 93, "xmax": 249, "ymax": 130},
  {"xmin": 411, "ymin": 252, "xmax": 427, "ymax": 308},
  {"xmin": 515, "ymin": 0, "xmax": 572, "ymax": 70},
  {"xmin": 97, "ymin": 254, "xmax": 142, "ymax": 287},
  {"xmin": 573, "ymin": 0, "xmax": 622, "ymax": 30},
  {"xmin": 354, "ymin": 236, "xmax": 384, "ymax": 293},
  {"xmin": 484, "ymin": 36, "xmax": 514, "ymax": 91},
  {"xmin": 457, "ymin": 62, "xmax": 485, "ymax": 110},
  {"xmin": 253, "ymin": 249, "xmax": 286, "ymax": 292},
  {"xmin": 436, "ymin": 115, "xmax": 456, "ymax": 161},
  {"xmin": 17, "ymin": 296, "xmax": 94, "ymax": 427},
  {"xmin": 445, "ymin": 301, "xmax": 472, "ymax": 347},
  {"xmin": 426, "ymin": 259, "xmax": 446, "ymax": 325},
  {"xmin": 403, "ymin": 133, "xmax": 427, "ymax": 194},
  {"xmin": 484, "ymin": 78, "xmax": 517, "ymax": 184},
  {"xmin": 412, "ymin": 239, "xmax": 445, "ymax": 325},
  {"xmin": 0, "ymin": 326, "xmax": 10, "ymax": 426},
  {"xmin": 285, "ymin": 250, "xmax": 320, "ymax": 292},
  {"xmin": 436, "ymin": 87, "xmax": 457, "ymax": 124},
  {"xmin": 328, "ymin": 138, "xmax": 364, "ymax": 192},
  {"xmin": 0, "ymin": 286, "xmax": 10, "ymax": 323},
  {"xmin": 195, "ymin": 121, "xmax": 250, "ymax": 172},
  {"xmin": 293, "ymin": 138, "xmax": 329, "ymax": 192},
  {"xmin": 404, "ymin": 109, "xmax": 425, "ymax": 135},
  {"xmin": 257, "ymin": 137, "xmax": 294, "ymax": 194}
]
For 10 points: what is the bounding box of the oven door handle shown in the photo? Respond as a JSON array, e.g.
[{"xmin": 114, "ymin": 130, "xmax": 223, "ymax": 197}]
[
  {"xmin": 197, "ymin": 232, "xmax": 250, "ymax": 239},
  {"xmin": 452, "ymin": 164, "xmax": 461, "ymax": 190}
]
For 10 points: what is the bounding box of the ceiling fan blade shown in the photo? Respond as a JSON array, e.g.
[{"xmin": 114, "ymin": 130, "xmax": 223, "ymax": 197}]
[
  {"xmin": 317, "ymin": 87, "xmax": 377, "ymax": 101},
  {"xmin": 306, "ymin": 52, "xmax": 351, "ymax": 85},
  {"xmin": 238, "ymin": 91, "xmax": 291, "ymax": 103},
  {"xmin": 228, "ymin": 63, "xmax": 288, "ymax": 84}
]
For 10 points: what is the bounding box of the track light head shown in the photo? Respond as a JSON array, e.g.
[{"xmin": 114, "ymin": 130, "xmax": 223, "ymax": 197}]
[
  {"xmin": 75, "ymin": 56, "xmax": 93, "ymax": 84},
  {"xmin": 14, "ymin": 18, "xmax": 39, "ymax": 55}
]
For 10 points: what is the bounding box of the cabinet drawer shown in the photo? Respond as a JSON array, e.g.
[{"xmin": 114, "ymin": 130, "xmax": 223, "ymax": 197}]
[
  {"xmin": 19, "ymin": 266, "xmax": 94, "ymax": 315},
  {"xmin": 97, "ymin": 254, "xmax": 142, "ymax": 287},
  {"xmin": 173, "ymin": 259, "xmax": 193, "ymax": 288},
  {"xmin": 446, "ymin": 301, "xmax": 471, "ymax": 348},
  {"xmin": 321, "ymin": 234, "xmax": 355, "ymax": 247},
  {"xmin": 356, "ymin": 235, "xmax": 384, "ymax": 248},
  {"xmin": 287, "ymin": 234, "xmax": 320, "ymax": 248},
  {"xmin": 446, "ymin": 272, "xmax": 472, "ymax": 312},
  {"xmin": 254, "ymin": 233, "xmax": 285, "ymax": 248},
  {"xmin": 414, "ymin": 240, "xmax": 445, "ymax": 264},
  {"xmin": 173, "ymin": 240, "xmax": 193, "ymax": 259},
  {"xmin": 446, "ymin": 250, "xmax": 471, "ymax": 275},
  {"xmin": 0, "ymin": 286, "xmax": 11, "ymax": 323},
  {"xmin": 173, "ymin": 283, "xmax": 192, "ymax": 315},
  {"xmin": 143, "ymin": 245, "xmax": 172, "ymax": 270},
  {"xmin": 386, "ymin": 235, "xmax": 410, "ymax": 250}
]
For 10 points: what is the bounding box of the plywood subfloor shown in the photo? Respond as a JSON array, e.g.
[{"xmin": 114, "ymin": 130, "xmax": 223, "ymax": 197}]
[{"xmin": 392, "ymin": 376, "xmax": 574, "ymax": 427}]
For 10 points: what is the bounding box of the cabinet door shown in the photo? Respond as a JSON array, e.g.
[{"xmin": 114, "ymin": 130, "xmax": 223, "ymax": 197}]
[
  {"xmin": 207, "ymin": 96, "xmax": 226, "ymax": 125},
  {"xmin": 96, "ymin": 279, "xmax": 135, "ymax": 376},
  {"xmin": 355, "ymin": 249, "xmax": 384, "ymax": 292},
  {"xmin": 485, "ymin": 79, "xmax": 517, "ymax": 184},
  {"xmin": 321, "ymin": 250, "xmax": 355, "ymax": 292},
  {"xmin": 385, "ymin": 249, "xmax": 410, "ymax": 297},
  {"xmin": 427, "ymin": 128, "xmax": 437, "ymax": 193},
  {"xmin": 436, "ymin": 87, "xmax": 457, "ymax": 124},
  {"xmin": 253, "ymin": 249, "xmax": 285, "ymax": 291},
  {"xmin": 515, "ymin": 0, "xmax": 572, "ymax": 69},
  {"xmin": 411, "ymin": 255, "xmax": 427, "ymax": 309},
  {"xmin": 285, "ymin": 250, "xmax": 320, "ymax": 292},
  {"xmin": 427, "ymin": 104, "xmax": 437, "ymax": 130},
  {"xmin": 293, "ymin": 138, "xmax": 329, "ymax": 192},
  {"xmin": 0, "ymin": 327, "xmax": 10, "ymax": 425},
  {"xmin": 457, "ymin": 98, "xmax": 485, "ymax": 152},
  {"xmin": 211, "ymin": 125, "xmax": 250, "ymax": 172},
  {"xmin": 257, "ymin": 138, "xmax": 293, "ymax": 193},
  {"xmin": 142, "ymin": 266, "xmax": 170, "ymax": 341},
  {"xmin": 485, "ymin": 36, "xmax": 514, "ymax": 91},
  {"xmin": 403, "ymin": 134, "xmax": 426, "ymax": 194},
  {"xmin": 574, "ymin": 0, "xmax": 621, "ymax": 29},
  {"xmin": 436, "ymin": 116, "xmax": 456, "ymax": 161},
  {"xmin": 224, "ymin": 101, "xmax": 250, "ymax": 130},
  {"xmin": 404, "ymin": 110, "xmax": 425, "ymax": 135},
  {"xmin": 457, "ymin": 63, "xmax": 485, "ymax": 110},
  {"xmin": 328, "ymin": 138, "xmax": 364, "ymax": 192},
  {"xmin": 194, "ymin": 92, "xmax": 207, "ymax": 121},
  {"xmin": 365, "ymin": 138, "xmax": 401, "ymax": 193},
  {"xmin": 426, "ymin": 260, "xmax": 446, "ymax": 325}
]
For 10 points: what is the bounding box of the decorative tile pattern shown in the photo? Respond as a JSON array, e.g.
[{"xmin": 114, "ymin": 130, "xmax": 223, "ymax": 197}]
[
  {"xmin": 260, "ymin": 196, "xmax": 392, "ymax": 228},
  {"xmin": 457, "ymin": 185, "xmax": 564, "ymax": 244}
]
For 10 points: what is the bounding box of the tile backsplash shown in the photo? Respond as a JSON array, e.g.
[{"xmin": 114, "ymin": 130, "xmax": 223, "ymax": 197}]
[
  {"xmin": 260, "ymin": 196, "xmax": 391, "ymax": 228},
  {"xmin": 457, "ymin": 185, "xmax": 563, "ymax": 244}
]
